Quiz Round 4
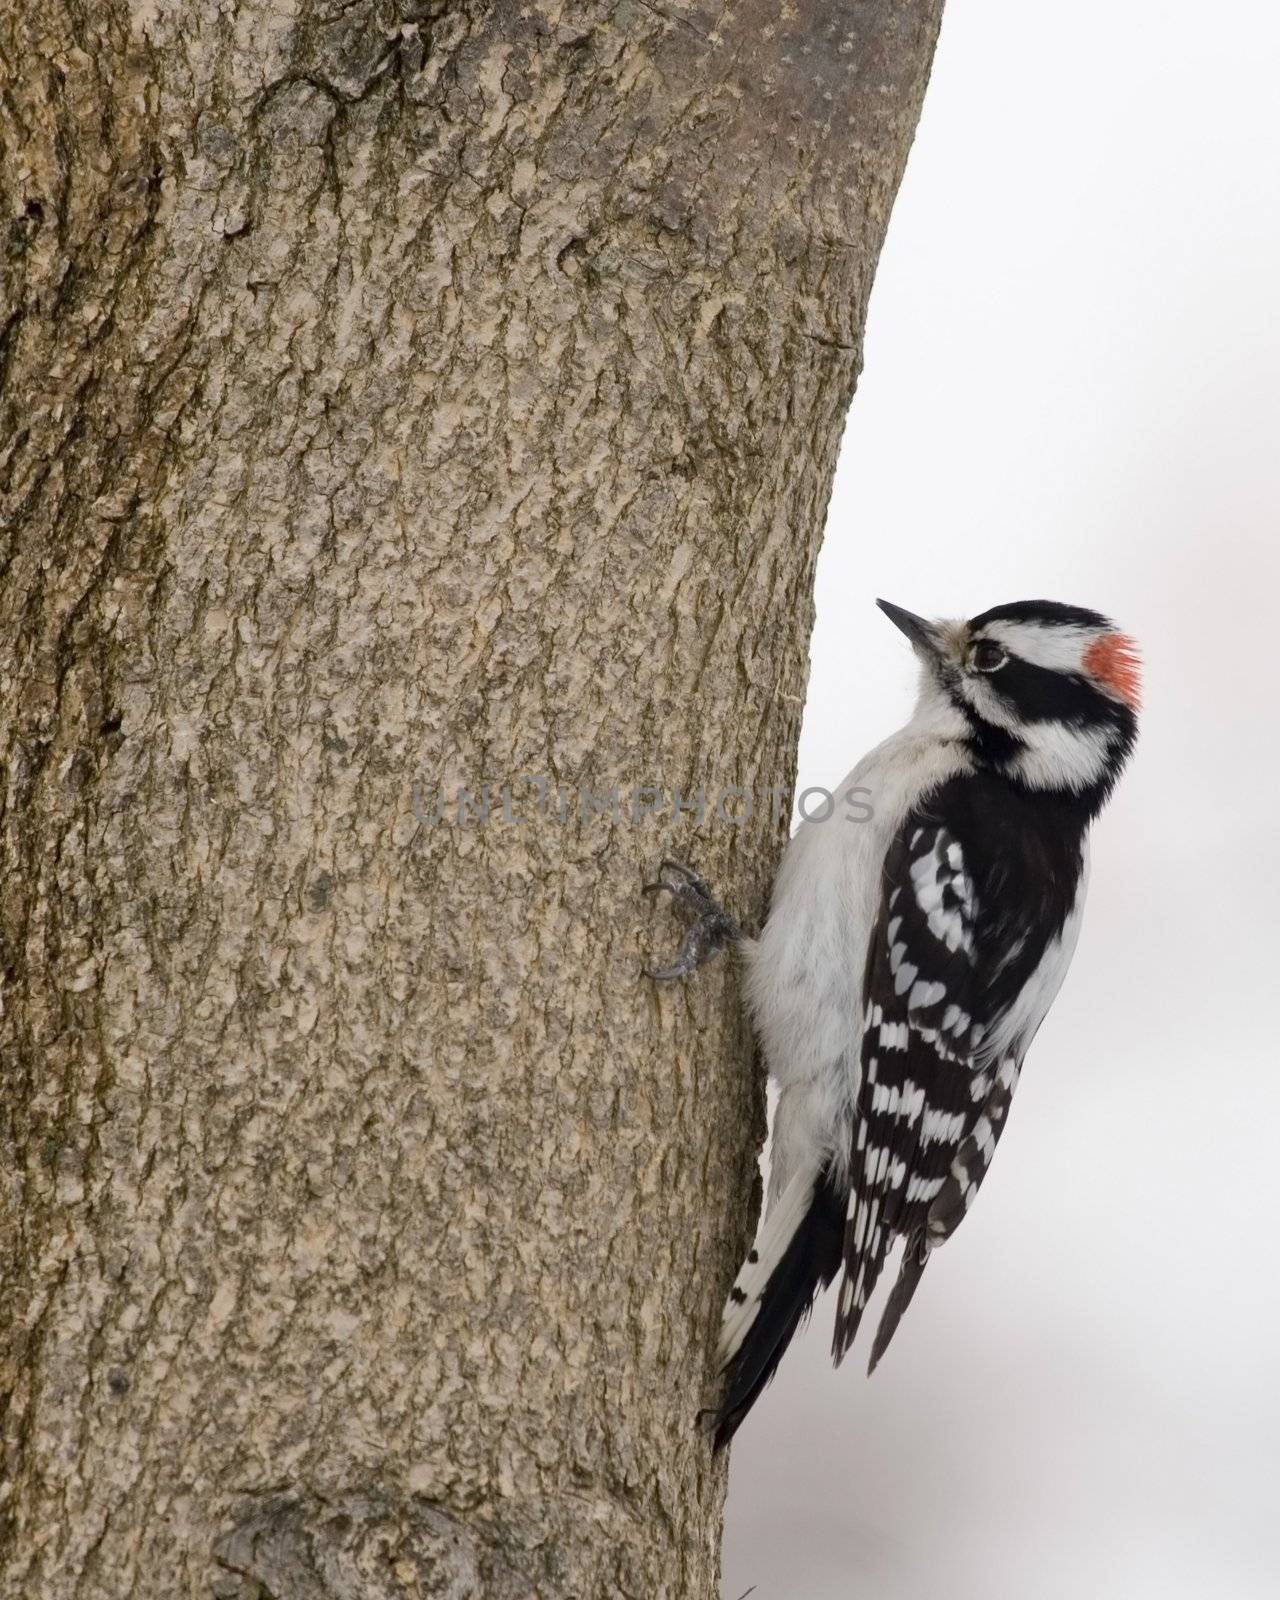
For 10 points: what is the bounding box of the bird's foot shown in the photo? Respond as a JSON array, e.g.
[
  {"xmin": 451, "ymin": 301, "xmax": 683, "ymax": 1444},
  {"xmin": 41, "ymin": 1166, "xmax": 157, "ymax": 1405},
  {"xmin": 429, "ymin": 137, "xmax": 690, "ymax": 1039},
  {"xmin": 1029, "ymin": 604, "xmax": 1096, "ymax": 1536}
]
[{"xmin": 643, "ymin": 859, "xmax": 741, "ymax": 981}]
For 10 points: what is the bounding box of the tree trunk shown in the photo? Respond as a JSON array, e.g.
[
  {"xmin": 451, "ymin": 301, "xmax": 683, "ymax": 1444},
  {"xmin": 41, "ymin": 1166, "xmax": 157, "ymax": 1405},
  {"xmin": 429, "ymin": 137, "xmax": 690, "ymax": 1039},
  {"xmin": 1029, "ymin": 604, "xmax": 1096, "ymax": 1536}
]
[{"xmin": 0, "ymin": 2, "xmax": 942, "ymax": 1594}]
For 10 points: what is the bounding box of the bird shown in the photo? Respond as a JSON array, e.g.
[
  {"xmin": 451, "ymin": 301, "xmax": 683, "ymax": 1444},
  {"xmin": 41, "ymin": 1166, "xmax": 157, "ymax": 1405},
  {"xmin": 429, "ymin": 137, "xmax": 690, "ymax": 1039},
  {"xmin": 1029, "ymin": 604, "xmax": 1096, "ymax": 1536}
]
[{"xmin": 644, "ymin": 598, "xmax": 1140, "ymax": 1448}]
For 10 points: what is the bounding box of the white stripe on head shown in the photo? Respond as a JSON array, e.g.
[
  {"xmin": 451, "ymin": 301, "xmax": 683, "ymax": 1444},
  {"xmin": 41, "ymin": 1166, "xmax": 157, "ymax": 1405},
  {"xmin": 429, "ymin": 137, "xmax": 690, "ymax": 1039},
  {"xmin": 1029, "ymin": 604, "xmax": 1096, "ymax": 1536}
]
[{"xmin": 977, "ymin": 617, "xmax": 1106, "ymax": 673}]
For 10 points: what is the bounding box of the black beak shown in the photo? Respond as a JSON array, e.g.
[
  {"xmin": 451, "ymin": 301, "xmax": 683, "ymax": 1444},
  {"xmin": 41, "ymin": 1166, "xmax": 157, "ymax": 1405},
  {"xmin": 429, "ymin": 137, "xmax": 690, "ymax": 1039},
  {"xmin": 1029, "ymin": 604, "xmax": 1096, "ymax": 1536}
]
[{"xmin": 876, "ymin": 599, "xmax": 942, "ymax": 657}]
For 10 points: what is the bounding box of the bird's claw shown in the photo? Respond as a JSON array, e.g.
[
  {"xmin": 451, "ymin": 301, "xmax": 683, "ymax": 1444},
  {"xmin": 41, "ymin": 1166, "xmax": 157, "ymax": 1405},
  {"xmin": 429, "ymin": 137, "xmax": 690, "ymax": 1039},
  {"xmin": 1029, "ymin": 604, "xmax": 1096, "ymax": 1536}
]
[
  {"xmin": 642, "ymin": 858, "xmax": 715, "ymax": 901},
  {"xmin": 643, "ymin": 859, "xmax": 740, "ymax": 981}
]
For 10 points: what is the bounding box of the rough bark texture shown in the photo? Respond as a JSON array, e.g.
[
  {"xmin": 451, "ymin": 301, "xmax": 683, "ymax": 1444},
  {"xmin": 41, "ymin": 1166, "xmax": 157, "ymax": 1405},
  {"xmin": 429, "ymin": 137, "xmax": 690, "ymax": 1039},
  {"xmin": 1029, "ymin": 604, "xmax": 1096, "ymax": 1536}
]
[{"xmin": 0, "ymin": 2, "xmax": 942, "ymax": 1595}]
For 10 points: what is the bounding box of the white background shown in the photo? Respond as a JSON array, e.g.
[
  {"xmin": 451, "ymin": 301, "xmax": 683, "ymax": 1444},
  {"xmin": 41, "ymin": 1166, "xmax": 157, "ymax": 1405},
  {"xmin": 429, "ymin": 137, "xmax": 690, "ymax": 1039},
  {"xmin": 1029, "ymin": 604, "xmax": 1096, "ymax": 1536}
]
[{"xmin": 722, "ymin": 3, "xmax": 1280, "ymax": 1597}]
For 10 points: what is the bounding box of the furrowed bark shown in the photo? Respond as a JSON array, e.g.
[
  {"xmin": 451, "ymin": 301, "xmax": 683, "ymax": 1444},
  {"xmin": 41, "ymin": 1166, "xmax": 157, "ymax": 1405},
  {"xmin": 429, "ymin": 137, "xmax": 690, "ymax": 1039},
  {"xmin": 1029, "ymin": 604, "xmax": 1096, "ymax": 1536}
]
[{"xmin": 0, "ymin": 2, "xmax": 943, "ymax": 1595}]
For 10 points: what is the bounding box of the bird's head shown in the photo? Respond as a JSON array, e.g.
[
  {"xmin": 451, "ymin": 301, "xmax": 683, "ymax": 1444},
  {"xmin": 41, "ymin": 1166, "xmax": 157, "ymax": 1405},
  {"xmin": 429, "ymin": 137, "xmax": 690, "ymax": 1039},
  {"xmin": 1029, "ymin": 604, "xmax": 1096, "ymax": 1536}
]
[{"xmin": 878, "ymin": 597, "xmax": 1140, "ymax": 809}]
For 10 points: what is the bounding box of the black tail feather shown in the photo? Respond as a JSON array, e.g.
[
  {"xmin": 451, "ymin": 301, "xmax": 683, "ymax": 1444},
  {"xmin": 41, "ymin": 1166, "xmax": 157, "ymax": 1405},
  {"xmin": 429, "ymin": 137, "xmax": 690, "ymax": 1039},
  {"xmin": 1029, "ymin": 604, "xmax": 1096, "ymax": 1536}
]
[
  {"xmin": 867, "ymin": 1227, "xmax": 930, "ymax": 1374},
  {"xmin": 712, "ymin": 1169, "xmax": 845, "ymax": 1449}
]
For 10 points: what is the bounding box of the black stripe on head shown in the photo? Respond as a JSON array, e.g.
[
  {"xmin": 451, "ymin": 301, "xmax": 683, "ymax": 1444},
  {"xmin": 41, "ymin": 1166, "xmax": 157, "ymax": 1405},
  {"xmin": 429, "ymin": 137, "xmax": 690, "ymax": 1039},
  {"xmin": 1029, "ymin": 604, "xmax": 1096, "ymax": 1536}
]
[
  {"xmin": 982, "ymin": 657, "xmax": 1122, "ymax": 727},
  {"xmin": 968, "ymin": 599, "xmax": 1112, "ymax": 632}
]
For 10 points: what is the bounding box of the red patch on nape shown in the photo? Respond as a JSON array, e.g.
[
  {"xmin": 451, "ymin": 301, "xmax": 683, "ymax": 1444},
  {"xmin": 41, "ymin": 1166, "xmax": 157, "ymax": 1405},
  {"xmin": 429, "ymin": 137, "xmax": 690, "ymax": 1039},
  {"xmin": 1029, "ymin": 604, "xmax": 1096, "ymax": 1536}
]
[{"xmin": 1083, "ymin": 632, "xmax": 1142, "ymax": 709}]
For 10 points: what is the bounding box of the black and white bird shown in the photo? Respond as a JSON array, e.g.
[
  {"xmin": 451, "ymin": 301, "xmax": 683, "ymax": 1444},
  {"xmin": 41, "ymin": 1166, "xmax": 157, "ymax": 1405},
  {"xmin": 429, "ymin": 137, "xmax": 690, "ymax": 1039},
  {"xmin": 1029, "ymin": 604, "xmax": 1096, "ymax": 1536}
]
[{"xmin": 646, "ymin": 598, "xmax": 1140, "ymax": 1447}]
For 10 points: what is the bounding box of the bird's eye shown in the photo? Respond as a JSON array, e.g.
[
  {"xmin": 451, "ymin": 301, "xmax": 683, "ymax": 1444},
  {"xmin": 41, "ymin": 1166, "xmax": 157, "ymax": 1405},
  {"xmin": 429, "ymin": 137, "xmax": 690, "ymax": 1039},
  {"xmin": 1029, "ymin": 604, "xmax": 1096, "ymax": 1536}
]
[{"xmin": 971, "ymin": 640, "xmax": 1007, "ymax": 673}]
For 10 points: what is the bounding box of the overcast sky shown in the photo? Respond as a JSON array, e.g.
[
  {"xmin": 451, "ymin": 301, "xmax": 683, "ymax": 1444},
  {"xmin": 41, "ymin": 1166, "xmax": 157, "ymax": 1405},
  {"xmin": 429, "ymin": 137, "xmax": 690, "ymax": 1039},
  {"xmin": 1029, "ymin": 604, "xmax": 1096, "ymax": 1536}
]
[{"xmin": 722, "ymin": 4, "xmax": 1280, "ymax": 1597}]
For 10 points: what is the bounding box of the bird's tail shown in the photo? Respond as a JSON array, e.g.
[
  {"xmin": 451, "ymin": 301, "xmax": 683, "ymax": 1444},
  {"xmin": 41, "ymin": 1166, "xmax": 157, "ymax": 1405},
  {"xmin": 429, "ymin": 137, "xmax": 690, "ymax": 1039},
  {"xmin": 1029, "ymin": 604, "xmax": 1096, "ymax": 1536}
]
[{"xmin": 711, "ymin": 1161, "xmax": 845, "ymax": 1449}]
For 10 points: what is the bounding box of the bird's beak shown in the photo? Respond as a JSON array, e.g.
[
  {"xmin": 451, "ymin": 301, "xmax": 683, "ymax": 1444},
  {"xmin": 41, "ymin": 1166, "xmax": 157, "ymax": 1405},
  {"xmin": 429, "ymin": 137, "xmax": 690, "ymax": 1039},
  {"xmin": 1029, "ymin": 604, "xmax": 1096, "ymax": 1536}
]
[{"xmin": 876, "ymin": 599, "xmax": 943, "ymax": 659}]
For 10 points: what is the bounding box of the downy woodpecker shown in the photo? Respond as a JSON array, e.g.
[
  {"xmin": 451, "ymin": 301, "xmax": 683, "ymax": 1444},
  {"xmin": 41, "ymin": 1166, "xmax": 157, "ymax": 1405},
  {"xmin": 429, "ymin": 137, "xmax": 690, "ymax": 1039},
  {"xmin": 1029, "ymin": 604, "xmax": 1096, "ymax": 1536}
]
[{"xmin": 646, "ymin": 599, "xmax": 1140, "ymax": 1447}]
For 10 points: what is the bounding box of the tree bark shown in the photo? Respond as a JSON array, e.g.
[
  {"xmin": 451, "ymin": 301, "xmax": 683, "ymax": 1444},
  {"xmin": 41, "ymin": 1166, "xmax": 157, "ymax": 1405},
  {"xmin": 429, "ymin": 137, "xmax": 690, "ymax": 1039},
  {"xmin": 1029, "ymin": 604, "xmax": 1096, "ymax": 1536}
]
[{"xmin": 0, "ymin": 2, "xmax": 942, "ymax": 1595}]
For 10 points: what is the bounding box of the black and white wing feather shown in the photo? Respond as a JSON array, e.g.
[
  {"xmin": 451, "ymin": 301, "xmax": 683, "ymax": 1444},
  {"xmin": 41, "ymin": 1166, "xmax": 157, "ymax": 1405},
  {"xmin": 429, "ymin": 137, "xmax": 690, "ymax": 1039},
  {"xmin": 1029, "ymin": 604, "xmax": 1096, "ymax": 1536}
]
[{"xmin": 832, "ymin": 807, "xmax": 1034, "ymax": 1369}]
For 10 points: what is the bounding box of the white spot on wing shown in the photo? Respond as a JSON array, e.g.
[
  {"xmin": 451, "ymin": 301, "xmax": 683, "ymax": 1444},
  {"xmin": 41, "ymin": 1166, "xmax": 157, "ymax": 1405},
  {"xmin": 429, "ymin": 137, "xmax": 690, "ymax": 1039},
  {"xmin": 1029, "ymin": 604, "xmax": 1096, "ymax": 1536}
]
[
  {"xmin": 908, "ymin": 832, "xmax": 976, "ymax": 956},
  {"xmin": 908, "ymin": 979, "xmax": 947, "ymax": 1010},
  {"xmin": 920, "ymin": 1107, "xmax": 966, "ymax": 1146},
  {"xmin": 907, "ymin": 1174, "xmax": 945, "ymax": 1203}
]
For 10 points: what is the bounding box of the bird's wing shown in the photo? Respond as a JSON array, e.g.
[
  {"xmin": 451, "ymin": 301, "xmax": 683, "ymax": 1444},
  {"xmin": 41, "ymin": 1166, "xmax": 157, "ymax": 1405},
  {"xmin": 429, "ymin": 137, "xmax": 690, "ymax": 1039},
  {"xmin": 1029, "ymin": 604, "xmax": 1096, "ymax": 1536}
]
[{"xmin": 831, "ymin": 791, "xmax": 1056, "ymax": 1369}]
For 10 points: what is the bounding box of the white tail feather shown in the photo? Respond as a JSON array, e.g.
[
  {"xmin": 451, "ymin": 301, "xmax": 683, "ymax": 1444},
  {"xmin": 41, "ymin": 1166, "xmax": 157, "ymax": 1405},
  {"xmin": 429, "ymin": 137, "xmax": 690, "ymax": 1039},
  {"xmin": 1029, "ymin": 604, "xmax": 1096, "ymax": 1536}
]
[{"xmin": 716, "ymin": 1163, "xmax": 821, "ymax": 1367}]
